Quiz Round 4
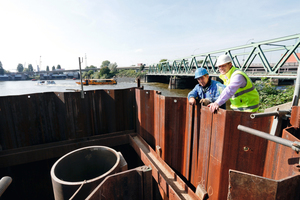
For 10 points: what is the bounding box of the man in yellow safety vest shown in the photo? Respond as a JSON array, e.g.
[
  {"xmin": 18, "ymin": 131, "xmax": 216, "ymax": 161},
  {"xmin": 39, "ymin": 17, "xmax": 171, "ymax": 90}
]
[{"xmin": 208, "ymin": 54, "xmax": 260, "ymax": 113}]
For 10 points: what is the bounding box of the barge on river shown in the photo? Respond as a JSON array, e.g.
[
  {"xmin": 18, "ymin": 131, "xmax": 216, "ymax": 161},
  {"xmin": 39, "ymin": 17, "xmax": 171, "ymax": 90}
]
[
  {"xmin": 1, "ymin": 71, "xmax": 300, "ymax": 199},
  {"xmin": 76, "ymin": 78, "xmax": 117, "ymax": 85}
]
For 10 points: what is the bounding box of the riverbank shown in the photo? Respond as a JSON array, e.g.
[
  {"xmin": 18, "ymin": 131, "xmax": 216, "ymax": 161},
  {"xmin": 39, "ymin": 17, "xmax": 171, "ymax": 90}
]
[{"xmin": 0, "ymin": 79, "xmax": 191, "ymax": 98}]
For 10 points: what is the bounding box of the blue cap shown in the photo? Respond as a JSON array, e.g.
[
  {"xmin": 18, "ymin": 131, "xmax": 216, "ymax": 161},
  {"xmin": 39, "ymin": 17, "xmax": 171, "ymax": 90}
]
[{"xmin": 194, "ymin": 68, "xmax": 208, "ymax": 79}]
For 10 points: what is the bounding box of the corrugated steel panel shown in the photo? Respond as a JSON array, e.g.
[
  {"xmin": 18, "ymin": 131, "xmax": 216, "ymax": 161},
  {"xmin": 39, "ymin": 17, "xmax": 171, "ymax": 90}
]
[
  {"xmin": 135, "ymin": 89, "xmax": 155, "ymax": 148},
  {"xmin": 182, "ymin": 102, "xmax": 194, "ymax": 180},
  {"xmin": 0, "ymin": 89, "xmax": 135, "ymax": 150},
  {"xmin": 228, "ymin": 170, "xmax": 300, "ymax": 200},
  {"xmin": 206, "ymin": 108, "xmax": 271, "ymax": 200},
  {"xmin": 195, "ymin": 106, "xmax": 213, "ymax": 189},
  {"xmin": 274, "ymin": 127, "xmax": 300, "ymax": 180}
]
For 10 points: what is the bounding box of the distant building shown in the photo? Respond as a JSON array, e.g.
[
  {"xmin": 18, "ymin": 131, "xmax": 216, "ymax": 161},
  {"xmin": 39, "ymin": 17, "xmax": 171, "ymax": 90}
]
[
  {"xmin": 0, "ymin": 75, "xmax": 9, "ymax": 81},
  {"xmin": 51, "ymin": 74, "xmax": 67, "ymax": 79}
]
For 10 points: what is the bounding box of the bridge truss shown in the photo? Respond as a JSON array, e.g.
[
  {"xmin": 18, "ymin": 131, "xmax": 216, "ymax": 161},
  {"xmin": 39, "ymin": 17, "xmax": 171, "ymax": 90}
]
[{"xmin": 148, "ymin": 34, "xmax": 300, "ymax": 78}]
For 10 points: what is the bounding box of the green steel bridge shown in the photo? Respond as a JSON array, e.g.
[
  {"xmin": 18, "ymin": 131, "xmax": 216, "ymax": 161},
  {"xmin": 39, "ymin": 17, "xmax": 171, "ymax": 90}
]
[{"xmin": 148, "ymin": 34, "xmax": 300, "ymax": 79}]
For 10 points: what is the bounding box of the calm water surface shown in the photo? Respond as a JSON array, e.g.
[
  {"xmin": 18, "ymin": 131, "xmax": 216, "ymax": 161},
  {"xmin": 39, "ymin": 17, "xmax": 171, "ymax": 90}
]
[{"xmin": 0, "ymin": 79, "xmax": 191, "ymax": 98}]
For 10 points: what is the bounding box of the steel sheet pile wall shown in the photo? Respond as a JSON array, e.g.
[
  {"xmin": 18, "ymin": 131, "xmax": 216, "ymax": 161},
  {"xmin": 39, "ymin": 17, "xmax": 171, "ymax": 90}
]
[
  {"xmin": 196, "ymin": 107, "xmax": 272, "ymax": 200},
  {"xmin": 0, "ymin": 89, "xmax": 135, "ymax": 150},
  {"xmin": 135, "ymin": 89, "xmax": 189, "ymax": 175},
  {"xmin": 263, "ymin": 106, "xmax": 300, "ymax": 180},
  {"xmin": 135, "ymin": 90, "xmax": 278, "ymax": 199},
  {"xmin": 228, "ymin": 107, "xmax": 300, "ymax": 200}
]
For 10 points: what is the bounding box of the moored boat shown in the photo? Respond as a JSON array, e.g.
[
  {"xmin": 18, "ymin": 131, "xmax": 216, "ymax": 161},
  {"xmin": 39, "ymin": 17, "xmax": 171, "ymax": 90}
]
[
  {"xmin": 76, "ymin": 79, "xmax": 117, "ymax": 85},
  {"xmin": 36, "ymin": 80, "xmax": 56, "ymax": 85}
]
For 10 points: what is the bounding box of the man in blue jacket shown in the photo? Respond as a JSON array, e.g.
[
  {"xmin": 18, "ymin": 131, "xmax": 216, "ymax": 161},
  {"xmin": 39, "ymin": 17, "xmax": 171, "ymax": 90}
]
[{"xmin": 188, "ymin": 68, "xmax": 226, "ymax": 107}]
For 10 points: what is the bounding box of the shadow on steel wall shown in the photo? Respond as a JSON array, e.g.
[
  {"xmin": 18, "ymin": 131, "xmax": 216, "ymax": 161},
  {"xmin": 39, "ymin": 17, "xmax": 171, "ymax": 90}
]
[{"xmin": 0, "ymin": 88, "xmax": 136, "ymax": 150}]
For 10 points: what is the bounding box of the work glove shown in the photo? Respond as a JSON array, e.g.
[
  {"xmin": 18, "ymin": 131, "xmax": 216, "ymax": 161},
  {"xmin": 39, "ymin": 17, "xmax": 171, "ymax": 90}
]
[{"xmin": 199, "ymin": 99, "xmax": 210, "ymax": 106}]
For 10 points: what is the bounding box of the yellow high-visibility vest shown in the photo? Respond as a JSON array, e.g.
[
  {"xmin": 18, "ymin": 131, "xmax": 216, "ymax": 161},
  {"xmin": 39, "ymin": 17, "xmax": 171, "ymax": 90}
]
[{"xmin": 220, "ymin": 66, "xmax": 260, "ymax": 112}]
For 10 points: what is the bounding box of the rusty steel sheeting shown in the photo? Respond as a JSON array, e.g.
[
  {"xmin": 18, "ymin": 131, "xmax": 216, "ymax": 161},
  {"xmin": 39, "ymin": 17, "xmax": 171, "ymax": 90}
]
[
  {"xmin": 129, "ymin": 134, "xmax": 200, "ymax": 200},
  {"xmin": 263, "ymin": 109, "xmax": 300, "ymax": 180},
  {"xmin": 228, "ymin": 170, "xmax": 300, "ymax": 200},
  {"xmin": 195, "ymin": 107, "xmax": 272, "ymax": 200},
  {"xmin": 134, "ymin": 91, "xmax": 280, "ymax": 199},
  {"xmin": 290, "ymin": 106, "xmax": 300, "ymax": 128},
  {"xmin": 0, "ymin": 89, "xmax": 135, "ymax": 150},
  {"xmin": 154, "ymin": 92, "xmax": 165, "ymax": 156},
  {"xmin": 135, "ymin": 89, "xmax": 191, "ymax": 177},
  {"xmin": 195, "ymin": 106, "xmax": 213, "ymax": 189},
  {"xmin": 86, "ymin": 166, "xmax": 152, "ymax": 200},
  {"xmin": 182, "ymin": 101, "xmax": 195, "ymax": 180},
  {"xmin": 135, "ymin": 89, "xmax": 156, "ymax": 149},
  {"xmin": 189, "ymin": 104, "xmax": 201, "ymax": 185},
  {"xmin": 274, "ymin": 127, "xmax": 300, "ymax": 180},
  {"xmin": 161, "ymin": 97, "xmax": 187, "ymax": 173}
]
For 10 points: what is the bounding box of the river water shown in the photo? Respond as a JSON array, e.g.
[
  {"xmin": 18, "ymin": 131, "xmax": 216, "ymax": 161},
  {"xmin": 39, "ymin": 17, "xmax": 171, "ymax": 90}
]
[{"xmin": 0, "ymin": 78, "xmax": 192, "ymax": 98}]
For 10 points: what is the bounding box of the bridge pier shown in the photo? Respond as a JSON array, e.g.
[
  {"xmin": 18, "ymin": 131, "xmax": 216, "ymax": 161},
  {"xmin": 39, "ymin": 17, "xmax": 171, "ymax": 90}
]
[
  {"xmin": 168, "ymin": 76, "xmax": 197, "ymax": 89},
  {"xmin": 145, "ymin": 75, "xmax": 170, "ymax": 83},
  {"xmin": 145, "ymin": 75, "xmax": 197, "ymax": 89}
]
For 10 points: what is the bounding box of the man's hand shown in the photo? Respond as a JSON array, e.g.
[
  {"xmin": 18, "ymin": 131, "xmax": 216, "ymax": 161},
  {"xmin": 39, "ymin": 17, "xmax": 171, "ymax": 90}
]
[
  {"xmin": 199, "ymin": 99, "xmax": 210, "ymax": 106},
  {"xmin": 189, "ymin": 98, "xmax": 196, "ymax": 105},
  {"xmin": 208, "ymin": 102, "xmax": 219, "ymax": 113}
]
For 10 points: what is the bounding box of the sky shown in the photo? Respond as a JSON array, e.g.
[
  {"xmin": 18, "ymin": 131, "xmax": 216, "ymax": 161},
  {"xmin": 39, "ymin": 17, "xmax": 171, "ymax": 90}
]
[{"xmin": 0, "ymin": 0, "xmax": 299, "ymax": 71}]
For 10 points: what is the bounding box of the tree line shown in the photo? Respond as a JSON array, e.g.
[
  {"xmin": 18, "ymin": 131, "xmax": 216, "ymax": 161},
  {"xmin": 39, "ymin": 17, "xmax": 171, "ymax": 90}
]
[
  {"xmin": 82, "ymin": 60, "xmax": 146, "ymax": 79},
  {"xmin": 0, "ymin": 61, "xmax": 63, "ymax": 75}
]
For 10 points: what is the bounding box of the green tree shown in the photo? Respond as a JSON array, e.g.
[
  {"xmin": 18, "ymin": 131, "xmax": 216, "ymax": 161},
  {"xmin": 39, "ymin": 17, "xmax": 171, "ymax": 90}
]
[
  {"xmin": 28, "ymin": 64, "xmax": 33, "ymax": 72},
  {"xmin": 99, "ymin": 66, "xmax": 110, "ymax": 77},
  {"xmin": 46, "ymin": 66, "xmax": 49, "ymax": 71},
  {"xmin": 139, "ymin": 64, "xmax": 145, "ymax": 71},
  {"xmin": 86, "ymin": 65, "xmax": 97, "ymax": 69},
  {"xmin": 87, "ymin": 70, "xmax": 94, "ymax": 78},
  {"xmin": 101, "ymin": 60, "xmax": 110, "ymax": 68},
  {"xmin": 108, "ymin": 62, "xmax": 117, "ymax": 73},
  {"xmin": 17, "ymin": 64, "xmax": 24, "ymax": 72},
  {"xmin": 0, "ymin": 61, "xmax": 4, "ymax": 75},
  {"xmin": 52, "ymin": 66, "xmax": 55, "ymax": 71},
  {"xmin": 23, "ymin": 68, "xmax": 29, "ymax": 72},
  {"xmin": 57, "ymin": 65, "xmax": 61, "ymax": 69},
  {"xmin": 82, "ymin": 71, "xmax": 88, "ymax": 79}
]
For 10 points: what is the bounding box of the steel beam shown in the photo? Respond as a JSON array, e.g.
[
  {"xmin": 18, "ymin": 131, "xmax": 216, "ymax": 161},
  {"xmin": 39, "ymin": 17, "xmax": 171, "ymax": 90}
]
[{"xmin": 129, "ymin": 135, "xmax": 200, "ymax": 200}]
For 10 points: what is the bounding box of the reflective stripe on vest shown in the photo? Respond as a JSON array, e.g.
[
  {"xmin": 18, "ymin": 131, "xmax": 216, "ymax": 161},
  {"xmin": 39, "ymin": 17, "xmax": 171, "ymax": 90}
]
[
  {"xmin": 231, "ymin": 104, "xmax": 259, "ymax": 111},
  {"xmin": 232, "ymin": 85, "xmax": 255, "ymax": 98}
]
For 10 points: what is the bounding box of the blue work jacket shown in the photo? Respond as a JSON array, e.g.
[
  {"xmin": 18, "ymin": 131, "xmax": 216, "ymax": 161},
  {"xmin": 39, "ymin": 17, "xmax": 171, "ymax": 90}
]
[{"xmin": 188, "ymin": 80, "xmax": 225, "ymax": 103}]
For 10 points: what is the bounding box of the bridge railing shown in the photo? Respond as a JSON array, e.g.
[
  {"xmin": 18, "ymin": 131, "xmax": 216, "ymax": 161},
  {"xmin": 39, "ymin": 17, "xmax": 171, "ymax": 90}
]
[{"xmin": 148, "ymin": 34, "xmax": 300, "ymax": 76}]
